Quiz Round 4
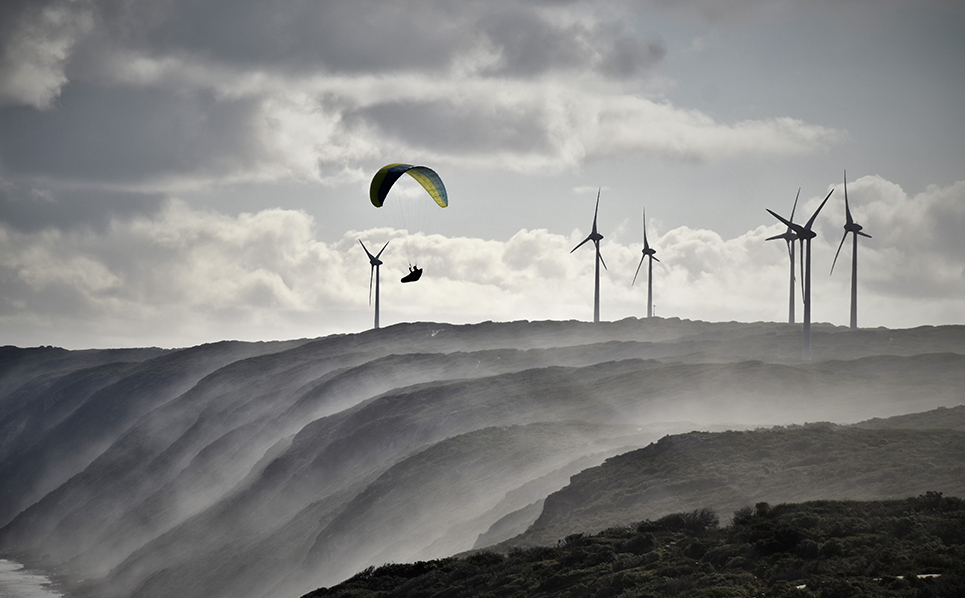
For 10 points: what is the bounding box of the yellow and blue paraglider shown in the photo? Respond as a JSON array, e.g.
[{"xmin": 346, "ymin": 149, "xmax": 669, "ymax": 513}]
[
  {"xmin": 369, "ymin": 163, "xmax": 448, "ymax": 208},
  {"xmin": 369, "ymin": 164, "xmax": 448, "ymax": 282}
]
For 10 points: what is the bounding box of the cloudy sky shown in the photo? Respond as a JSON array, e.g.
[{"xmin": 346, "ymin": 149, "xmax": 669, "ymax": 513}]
[{"xmin": 1, "ymin": 0, "xmax": 963, "ymax": 349}]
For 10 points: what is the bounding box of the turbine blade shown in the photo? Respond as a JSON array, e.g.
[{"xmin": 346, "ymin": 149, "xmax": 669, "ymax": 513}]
[
  {"xmin": 571, "ymin": 235, "xmax": 592, "ymax": 253},
  {"xmin": 789, "ymin": 188, "xmax": 800, "ymax": 222},
  {"xmin": 804, "ymin": 189, "xmax": 834, "ymax": 230},
  {"xmin": 830, "ymin": 231, "xmax": 848, "ymax": 275},
  {"xmin": 359, "ymin": 239, "xmax": 376, "ymax": 261},
  {"xmin": 843, "ymin": 169, "xmax": 848, "ymax": 210},
  {"xmin": 642, "ymin": 207, "xmax": 648, "ymax": 247},
  {"xmin": 858, "ymin": 231, "xmax": 872, "ymax": 238},
  {"xmin": 592, "ymin": 188, "xmax": 601, "ymax": 233},
  {"xmin": 631, "ymin": 255, "xmax": 645, "ymax": 286},
  {"xmin": 765, "ymin": 233, "xmax": 786, "ymax": 241},
  {"xmin": 375, "ymin": 240, "xmax": 390, "ymax": 259},
  {"xmin": 844, "ymin": 181, "xmax": 854, "ymax": 226},
  {"xmin": 767, "ymin": 209, "xmax": 796, "ymax": 231},
  {"xmin": 368, "ymin": 265, "xmax": 374, "ymax": 305},
  {"xmin": 652, "ymin": 256, "xmax": 660, "ymax": 263},
  {"xmin": 598, "ymin": 247, "xmax": 607, "ymax": 271}
]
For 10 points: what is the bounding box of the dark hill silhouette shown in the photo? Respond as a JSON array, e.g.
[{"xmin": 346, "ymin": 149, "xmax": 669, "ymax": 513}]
[{"xmin": 0, "ymin": 319, "xmax": 961, "ymax": 598}]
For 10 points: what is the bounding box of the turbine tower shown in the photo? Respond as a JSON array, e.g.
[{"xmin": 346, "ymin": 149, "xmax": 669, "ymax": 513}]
[
  {"xmin": 767, "ymin": 189, "xmax": 832, "ymax": 360},
  {"xmin": 359, "ymin": 239, "xmax": 389, "ymax": 330},
  {"xmin": 631, "ymin": 208, "xmax": 659, "ymax": 318},
  {"xmin": 765, "ymin": 189, "xmax": 800, "ymax": 324},
  {"xmin": 830, "ymin": 170, "xmax": 872, "ymax": 330},
  {"xmin": 571, "ymin": 189, "xmax": 607, "ymax": 323}
]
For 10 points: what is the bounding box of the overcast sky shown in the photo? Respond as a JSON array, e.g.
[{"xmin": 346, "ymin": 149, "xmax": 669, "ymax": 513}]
[{"xmin": 1, "ymin": 0, "xmax": 963, "ymax": 349}]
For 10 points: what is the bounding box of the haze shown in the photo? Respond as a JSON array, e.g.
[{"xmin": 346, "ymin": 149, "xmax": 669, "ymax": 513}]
[{"xmin": 1, "ymin": 319, "xmax": 963, "ymax": 598}]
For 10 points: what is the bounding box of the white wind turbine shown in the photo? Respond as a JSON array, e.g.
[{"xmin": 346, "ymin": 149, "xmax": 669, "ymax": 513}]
[
  {"xmin": 631, "ymin": 208, "xmax": 659, "ymax": 318},
  {"xmin": 571, "ymin": 189, "xmax": 606, "ymax": 323},
  {"xmin": 767, "ymin": 189, "xmax": 832, "ymax": 360},
  {"xmin": 359, "ymin": 239, "xmax": 389, "ymax": 330},
  {"xmin": 830, "ymin": 170, "xmax": 872, "ymax": 330}
]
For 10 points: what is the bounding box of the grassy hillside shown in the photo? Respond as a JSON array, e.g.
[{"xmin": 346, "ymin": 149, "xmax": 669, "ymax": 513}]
[
  {"xmin": 498, "ymin": 407, "xmax": 965, "ymax": 548},
  {"xmin": 304, "ymin": 493, "xmax": 965, "ymax": 598}
]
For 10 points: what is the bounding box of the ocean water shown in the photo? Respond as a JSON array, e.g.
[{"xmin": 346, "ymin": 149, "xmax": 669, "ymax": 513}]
[{"xmin": 0, "ymin": 560, "xmax": 63, "ymax": 598}]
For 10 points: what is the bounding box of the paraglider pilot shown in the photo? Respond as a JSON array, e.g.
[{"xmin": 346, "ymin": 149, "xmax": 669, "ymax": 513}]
[{"xmin": 401, "ymin": 265, "xmax": 423, "ymax": 283}]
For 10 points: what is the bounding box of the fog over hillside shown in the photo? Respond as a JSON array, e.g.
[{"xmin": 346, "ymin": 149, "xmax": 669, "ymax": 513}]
[{"xmin": 0, "ymin": 318, "xmax": 963, "ymax": 598}]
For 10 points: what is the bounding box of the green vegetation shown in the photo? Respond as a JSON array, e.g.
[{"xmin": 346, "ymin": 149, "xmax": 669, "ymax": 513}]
[
  {"xmin": 513, "ymin": 421, "xmax": 965, "ymax": 548},
  {"xmin": 303, "ymin": 493, "xmax": 965, "ymax": 597}
]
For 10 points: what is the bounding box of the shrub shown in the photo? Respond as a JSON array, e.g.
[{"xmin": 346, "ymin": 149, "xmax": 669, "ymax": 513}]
[{"xmin": 654, "ymin": 508, "xmax": 719, "ymax": 533}]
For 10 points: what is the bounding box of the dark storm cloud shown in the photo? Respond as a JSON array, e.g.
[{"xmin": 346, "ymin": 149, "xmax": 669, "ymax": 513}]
[
  {"xmin": 354, "ymin": 100, "xmax": 551, "ymax": 154},
  {"xmin": 0, "ymin": 83, "xmax": 260, "ymax": 184},
  {"xmin": 0, "ymin": 0, "xmax": 36, "ymax": 43},
  {"xmin": 0, "ymin": 0, "xmax": 668, "ymax": 196},
  {"xmin": 76, "ymin": 0, "xmax": 663, "ymax": 77},
  {"xmin": 0, "ymin": 180, "xmax": 164, "ymax": 232},
  {"xmin": 598, "ymin": 27, "xmax": 667, "ymax": 78},
  {"xmin": 476, "ymin": 9, "xmax": 666, "ymax": 78},
  {"xmin": 86, "ymin": 0, "xmax": 464, "ymax": 74}
]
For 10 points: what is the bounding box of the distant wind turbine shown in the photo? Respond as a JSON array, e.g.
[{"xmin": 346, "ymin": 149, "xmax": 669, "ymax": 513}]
[
  {"xmin": 766, "ymin": 189, "xmax": 800, "ymax": 324},
  {"xmin": 767, "ymin": 188, "xmax": 832, "ymax": 360},
  {"xmin": 359, "ymin": 239, "xmax": 389, "ymax": 330},
  {"xmin": 830, "ymin": 170, "xmax": 872, "ymax": 330},
  {"xmin": 571, "ymin": 189, "xmax": 607, "ymax": 323},
  {"xmin": 631, "ymin": 208, "xmax": 659, "ymax": 318}
]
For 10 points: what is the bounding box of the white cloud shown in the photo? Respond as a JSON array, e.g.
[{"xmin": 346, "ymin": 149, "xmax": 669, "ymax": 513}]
[
  {"xmin": 816, "ymin": 175, "xmax": 965, "ymax": 301},
  {"xmin": 93, "ymin": 55, "xmax": 843, "ymax": 181},
  {"xmin": 2, "ymin": 176, "xmax": 961, "ymax": 349},
  {"xmin": 0, "ymin": 200, "xmax": 356, "ymax": 347},
  {"xmin": 0, "ymin": 0, "xmax": 92, "ymax": 108}
]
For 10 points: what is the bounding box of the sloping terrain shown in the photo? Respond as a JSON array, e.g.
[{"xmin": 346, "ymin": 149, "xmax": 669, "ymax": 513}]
[
  {"xmin": 304, "ymin": 494, "xmax": 965, "ymax": 598},
  {"xmin": 499, "ymin": 408, "xmax": 965, "ymax": 549},
  {"xmin": 0, "ymin": 319, "xmax": 962, "ymax": 598}
]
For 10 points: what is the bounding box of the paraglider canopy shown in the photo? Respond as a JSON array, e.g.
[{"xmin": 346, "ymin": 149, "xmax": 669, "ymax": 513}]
[{"xmin": 369, "ymin": 164, "xmax": 448, "ymax": 208}]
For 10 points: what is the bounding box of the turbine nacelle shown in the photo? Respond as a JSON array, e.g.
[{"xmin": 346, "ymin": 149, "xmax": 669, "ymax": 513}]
[
  {"xmin": 844, "ymin": 221, "xmax": 871, "ymax": 238},
  {"xmin": 359, "ymin": 239, "xmax": 388, "ymax": 266},
  {"xmin": 571, "ymin": 232, "xmax": 603, "ymax": 252},
  {"xmin": 767, "ymin": 188, "xmax": 832, "ymax": 243}
]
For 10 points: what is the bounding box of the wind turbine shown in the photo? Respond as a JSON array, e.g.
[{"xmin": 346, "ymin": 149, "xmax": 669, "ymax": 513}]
[
  {"xmin": 631, "ymin": 208, "xmax": 659, "ymax": 318},
  {"xmin": 830, "ymin": 170, "xmax": 872, "ymax": 330},
  {"xmin": 767, "ymin": 188, "xmax": 832, "ymax": 360},
  {"xmin": 765, "ymin": 189, "xmax": 800, "ymax": 324},
  {"xmin": 571, "ymin": 189, "xmax": 607, "ymax": 323},
  {"xmin": 359, "ymin": 239, "xmax": 389, "ymax": 330}
]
